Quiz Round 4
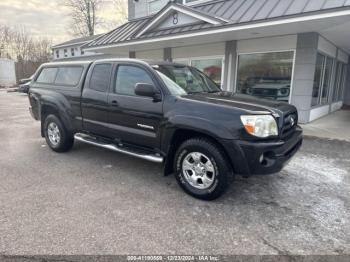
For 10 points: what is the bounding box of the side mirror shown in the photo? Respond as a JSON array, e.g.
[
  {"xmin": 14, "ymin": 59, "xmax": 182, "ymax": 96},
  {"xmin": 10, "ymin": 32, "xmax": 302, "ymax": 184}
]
[{"xmin": 135, "ymin": 83, "xmax": 161, "ymax": 101}]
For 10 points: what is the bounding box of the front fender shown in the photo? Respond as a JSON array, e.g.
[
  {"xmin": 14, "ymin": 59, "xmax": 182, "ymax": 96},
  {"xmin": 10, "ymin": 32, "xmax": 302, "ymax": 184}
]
[
  {"xmin": 161, "ymin": 115, "xmax": 233, "ymax": 154},
  {"xmin": 170, "ymin": 115, "xmax": 233, "ymax": 138}
]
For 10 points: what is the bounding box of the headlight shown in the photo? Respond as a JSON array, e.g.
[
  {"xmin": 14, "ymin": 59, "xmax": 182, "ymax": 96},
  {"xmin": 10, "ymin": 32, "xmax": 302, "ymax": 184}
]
[
  {"xmin": 277, "ymin": 88, "xmax": 290, "ymax": 97},
  {"xmin": 240, "ymin": 115, "xmax": 278, "ymax": 138}
]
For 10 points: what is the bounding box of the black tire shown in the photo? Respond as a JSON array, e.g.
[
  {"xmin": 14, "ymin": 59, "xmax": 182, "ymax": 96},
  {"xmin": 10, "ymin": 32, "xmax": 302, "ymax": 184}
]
[
  {"xmin": 174, "ymin": 138, "xmax": 231, "ymax": 200},
  {"xmin": 43, "ymin": 114, "xmax": 74, "ymax": 152}
]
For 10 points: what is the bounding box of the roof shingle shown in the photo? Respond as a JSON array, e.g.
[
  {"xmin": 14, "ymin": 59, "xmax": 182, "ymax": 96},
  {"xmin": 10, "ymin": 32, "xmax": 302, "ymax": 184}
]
[{"xmin": 52, "ymin": 34, "xmax": 102, "ymax": 48}]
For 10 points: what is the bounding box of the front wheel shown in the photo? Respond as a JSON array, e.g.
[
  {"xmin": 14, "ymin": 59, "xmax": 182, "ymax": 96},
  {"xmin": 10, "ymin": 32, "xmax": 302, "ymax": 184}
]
[
  {"xmin": 174, "ymin": 138, "xmax": 231, "ymax": 200},
  {"xmin": 44, "ymin": 114, "xmax": 74, "ymax": 152}
]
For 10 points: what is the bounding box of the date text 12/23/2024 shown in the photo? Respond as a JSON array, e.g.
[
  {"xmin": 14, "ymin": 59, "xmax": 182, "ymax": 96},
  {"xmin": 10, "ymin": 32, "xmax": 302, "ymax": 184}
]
[{"xmin": 127, "ymin": 256, "xmax": 220, "ymax": 261}]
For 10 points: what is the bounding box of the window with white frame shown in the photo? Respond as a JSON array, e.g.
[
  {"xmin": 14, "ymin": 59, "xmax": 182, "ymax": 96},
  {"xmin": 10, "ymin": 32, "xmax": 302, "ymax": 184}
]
[
  {"xmin": 236, "ymin": 51, "xmax": 294, "ymax": 102},
  {"xmin": 338, "ymin": 64, "xmax": 348, "ymax": 101},
  {"xmin": 311, "ymin": 53, "xmax": 335, "ymax": 107},
  {"xmin": 332, "ymin": 61, "xmax": 347, "ymax": 102},
  {"xmin": 321, "ymin": 56, "xmax": 334, "ymax": 105}
]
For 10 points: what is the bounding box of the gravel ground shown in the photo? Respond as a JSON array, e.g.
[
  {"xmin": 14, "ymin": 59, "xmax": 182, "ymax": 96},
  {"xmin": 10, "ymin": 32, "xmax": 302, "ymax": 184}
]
[{"xmin": 0, "ymin": 92, "xmax": 349, "ymax": 255}]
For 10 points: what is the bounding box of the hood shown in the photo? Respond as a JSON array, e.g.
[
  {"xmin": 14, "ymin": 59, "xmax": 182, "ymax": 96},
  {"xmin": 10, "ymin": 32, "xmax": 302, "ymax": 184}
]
[{"xmin": 180, "ymin": 92, "xmax": 296, "ymax": 116}]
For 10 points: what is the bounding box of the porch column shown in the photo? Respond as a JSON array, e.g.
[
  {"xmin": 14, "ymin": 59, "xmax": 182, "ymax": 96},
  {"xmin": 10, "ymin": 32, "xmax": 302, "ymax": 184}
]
[
  {"xmin": 129, "ymin": 51, "xmax": 136, "ymax": 58},
  {"xmin": 291, "ymin": 33, "xmax": 319, "ymax": 123},
  {"xmin": 223, "ymin": 41, "xmax": 237, "ymax": 92},
  {"xmin": 164, "ymin": 48, "xmax": 172, "ymax": 62},
  {"xmin": 344, "ymin": 57, "xmax": 350, "ymax": 106}
]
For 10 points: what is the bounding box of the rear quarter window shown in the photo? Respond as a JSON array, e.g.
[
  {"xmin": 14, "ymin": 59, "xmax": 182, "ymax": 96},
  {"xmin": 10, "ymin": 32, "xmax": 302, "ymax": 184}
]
[
  {"xmin": 55, "ymin": 66, "xmax": 84, "ymax": 86},
  {"xmin": 36, "ymin": 67, "xmax": 58, "ymax": 84},
  {"xmin": 89, "ymin": 63, "xmax": 112, "ymax": 92}
]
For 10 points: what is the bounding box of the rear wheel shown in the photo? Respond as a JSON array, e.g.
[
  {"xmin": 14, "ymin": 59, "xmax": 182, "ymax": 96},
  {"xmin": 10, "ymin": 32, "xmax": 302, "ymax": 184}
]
[
  {"xmin": 44, "ymin": 114, "xmax": 74, "ymax": 152},
  {"xmin": 174, "ymin": 138, "xmax": 231, "ymax": 200}
]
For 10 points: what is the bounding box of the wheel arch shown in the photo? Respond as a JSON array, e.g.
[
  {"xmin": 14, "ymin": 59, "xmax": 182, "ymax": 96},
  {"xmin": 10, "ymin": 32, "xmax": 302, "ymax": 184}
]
[
  {"xmin": 40, "ymin": 103, "xmax": 72, "ymax": 137},
  {"xmin": 163, "ymin": 128, "xmax": 234, "ymax": 176}
]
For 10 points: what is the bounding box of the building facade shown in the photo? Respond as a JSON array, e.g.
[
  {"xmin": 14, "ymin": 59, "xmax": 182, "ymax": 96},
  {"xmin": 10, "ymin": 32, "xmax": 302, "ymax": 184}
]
[
  {"xmin": 52, "ymin": 35, "xmax": 103, "ymax": 61},
  {"xmin": 83, "ymin": 0, "xmax": 350, "ymax": 123}
]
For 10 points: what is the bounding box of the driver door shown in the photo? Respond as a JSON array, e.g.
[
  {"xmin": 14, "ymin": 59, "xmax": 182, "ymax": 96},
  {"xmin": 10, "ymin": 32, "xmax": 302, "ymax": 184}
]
[{"xmin": 107, "ymin": 63, "xmax": 163, "ymax": 150}]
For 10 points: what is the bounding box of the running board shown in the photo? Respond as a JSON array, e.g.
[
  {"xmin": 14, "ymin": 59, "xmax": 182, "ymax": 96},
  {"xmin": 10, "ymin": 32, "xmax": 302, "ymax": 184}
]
[{"xmin": 74, "ymin": 133, "xmax": 163, "ymax": 163}]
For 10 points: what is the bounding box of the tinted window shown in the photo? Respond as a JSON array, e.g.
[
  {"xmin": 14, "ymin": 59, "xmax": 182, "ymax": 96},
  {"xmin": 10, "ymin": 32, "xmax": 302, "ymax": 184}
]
[
  {"xmin": 89, "ymin": 64, "xmax": 112, "ymax": 92},
  {"xmin": 115, "ymin": 65, "xmax": 154, "ymax": 96},
  {"xmin": 55, "ymin": 67, "xmax": 83, "ymax": 86},
  {"xmin": 36, "ymin": 67, "xmax": 58, "ymax": 84}
]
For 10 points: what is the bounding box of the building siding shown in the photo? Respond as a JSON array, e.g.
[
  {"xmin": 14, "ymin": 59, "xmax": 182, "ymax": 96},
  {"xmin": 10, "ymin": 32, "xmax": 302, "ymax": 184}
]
[
  {"xmin": 172, "ymin": 42, "xmax": 225, "ymax": 59},
  {"xmin": 344, "ymin": 57, "xmax": 350, "ymax": 106},
  {"xmin": 128, "ymin": 0, "xmax": 136, "ymax": 20},
  {"xmin": 236, "ymin": 35, "xmax": 297, "ymax": 54},
  {"xmin": 291, "ymin": 32, "xmax": 319, "ymax": 123},
  {"xmin": 318, "ymin": 36, "xmax": 337, "ymax": 58},
  {"xmin": 130, "ymin": 0, "xmax": 169, "ymax": 20},
  {"xmin": 135, "ymin": 49, "xmax": 164, "ymax": 60}
]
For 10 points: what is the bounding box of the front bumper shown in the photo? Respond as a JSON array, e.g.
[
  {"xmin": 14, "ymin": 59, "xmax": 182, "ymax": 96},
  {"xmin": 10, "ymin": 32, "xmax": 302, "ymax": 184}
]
[{"xmin": 222, "ymin": 126, "xmax": 303, "ymax": 176}]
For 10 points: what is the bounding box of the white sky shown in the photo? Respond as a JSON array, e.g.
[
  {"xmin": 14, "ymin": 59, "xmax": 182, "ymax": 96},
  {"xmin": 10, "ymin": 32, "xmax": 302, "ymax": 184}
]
[{"xmin": 0, "ymin": 0, "xmax": 125, "ymax": 45}]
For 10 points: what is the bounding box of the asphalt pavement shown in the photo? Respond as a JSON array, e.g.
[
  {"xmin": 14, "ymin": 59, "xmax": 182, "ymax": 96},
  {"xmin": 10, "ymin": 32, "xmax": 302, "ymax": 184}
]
[{"xmin": 0, "ymin": 92, "xmax": 349, "ymax": 255}]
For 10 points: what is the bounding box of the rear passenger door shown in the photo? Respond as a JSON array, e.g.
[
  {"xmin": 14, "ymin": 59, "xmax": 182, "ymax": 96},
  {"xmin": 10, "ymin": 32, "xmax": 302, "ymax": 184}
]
[
  {"xmin": 107, "ymin": 63, "xmax": 163, "ymax": 150},
  {"xmin": 81, "ymin": 63, "xmax": 113, "ymax": 136}
]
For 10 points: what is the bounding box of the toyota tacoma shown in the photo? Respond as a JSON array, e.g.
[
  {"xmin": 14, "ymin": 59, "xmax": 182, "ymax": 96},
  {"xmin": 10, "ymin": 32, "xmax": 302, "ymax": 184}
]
[{"xmin": 28, "ymin": 59, "xmax": 302, "ymax": 200}]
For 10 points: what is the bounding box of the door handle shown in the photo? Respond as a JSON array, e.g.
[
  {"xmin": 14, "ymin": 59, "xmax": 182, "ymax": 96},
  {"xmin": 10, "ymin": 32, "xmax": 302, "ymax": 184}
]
[{"xmin": 111, "ymin": 100, "xmax": 119, "ymax": 106}]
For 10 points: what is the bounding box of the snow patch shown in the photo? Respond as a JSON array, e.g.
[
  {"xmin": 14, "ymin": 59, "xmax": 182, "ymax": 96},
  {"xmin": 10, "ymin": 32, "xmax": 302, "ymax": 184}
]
[{"xmin": 286, "ymin": 154, "xmax": 347, "ymax": 184}]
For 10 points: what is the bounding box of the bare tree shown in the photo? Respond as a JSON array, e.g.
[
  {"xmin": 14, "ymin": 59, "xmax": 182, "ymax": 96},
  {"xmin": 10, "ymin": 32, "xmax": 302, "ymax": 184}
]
[
  {"xmin": 113, "ymin": 0, "xmax": 128, "ymax": 24},
  {"xmin": 0, "ymin": 25, "xmax": 14, "ymax": 58},
  {"xmin": 11, "ymin": 26, "xmax": 33, "ymax": 62},
  {"xmin": 99, "ymin": 0, "xmax": 128, "ymax": 32},
  {"xmin": 64, "ymin": 0, "xmax": 103, "ymax": 37},
  {"xmin": 32, "ymin": 38, "xmax": 52, "ymax": 63}
]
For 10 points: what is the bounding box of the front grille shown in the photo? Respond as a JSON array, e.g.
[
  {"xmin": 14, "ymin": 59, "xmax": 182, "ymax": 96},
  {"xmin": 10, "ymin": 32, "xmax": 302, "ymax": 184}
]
[
  {"xmin": 281, "ymin": 111, "xmax": 298, "ymax": 138},
  {"xmin": 252, "ymin": 88, "xmax": 277, "ymax": 96}
]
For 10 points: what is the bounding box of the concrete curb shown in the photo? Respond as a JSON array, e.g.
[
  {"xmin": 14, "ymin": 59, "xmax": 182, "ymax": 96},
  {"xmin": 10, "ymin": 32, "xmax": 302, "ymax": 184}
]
[{"xmin": 0, "ymin": 87, "xmax": 18, "ymax": 93}]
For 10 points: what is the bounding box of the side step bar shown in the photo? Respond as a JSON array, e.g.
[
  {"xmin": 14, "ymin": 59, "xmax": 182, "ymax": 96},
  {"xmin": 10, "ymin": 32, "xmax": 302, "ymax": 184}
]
[{"xmin": 74, "ymin": 133, "xmax": 164, "ymax": 163}]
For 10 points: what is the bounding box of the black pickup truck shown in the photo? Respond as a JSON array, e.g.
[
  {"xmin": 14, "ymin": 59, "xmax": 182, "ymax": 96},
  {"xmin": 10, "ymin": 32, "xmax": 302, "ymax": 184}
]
[{"xmin": 28, "ymin": 59, "xmax": 302, "ymax": 200}]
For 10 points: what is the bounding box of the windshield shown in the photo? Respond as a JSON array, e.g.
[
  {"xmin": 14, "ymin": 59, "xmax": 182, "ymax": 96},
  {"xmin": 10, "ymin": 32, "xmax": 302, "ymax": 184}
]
[
  {"xmin": 155, "ymin": 65, "xmax": 221, "ymax": 94},
  {"xmin": 156, "ymin": 71, "xmax": 187, "ymax": 96}
]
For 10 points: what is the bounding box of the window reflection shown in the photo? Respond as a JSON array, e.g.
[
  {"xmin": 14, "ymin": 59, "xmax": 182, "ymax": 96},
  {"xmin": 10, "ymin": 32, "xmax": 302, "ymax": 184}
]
[
  {"xmin": 237, "ymin": 52, "xmax": 294, "ymax": 102},
  {"xmin": 312, "ymin": 53, "xmax": 325, "ymax": 106},
  {"xmin": 191, "ymin": 58, "xmax": 223, "ymax": 87}
]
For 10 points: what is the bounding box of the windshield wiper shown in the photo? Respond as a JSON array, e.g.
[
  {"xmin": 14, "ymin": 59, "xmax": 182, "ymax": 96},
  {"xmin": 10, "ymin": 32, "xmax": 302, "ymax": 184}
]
[{"xmin": 186, "ymin": 91, "xmax": 204, "ymax": 94}]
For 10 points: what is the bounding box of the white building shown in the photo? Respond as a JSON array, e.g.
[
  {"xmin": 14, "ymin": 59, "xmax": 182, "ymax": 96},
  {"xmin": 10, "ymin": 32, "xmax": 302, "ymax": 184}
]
[
  {"xmin": 83, "ymin": 0, "xmax": 350, "ymax": 123},
  {"xmin": 52, "ymin": 35, "xmax": 103, "ymax": 61}
]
